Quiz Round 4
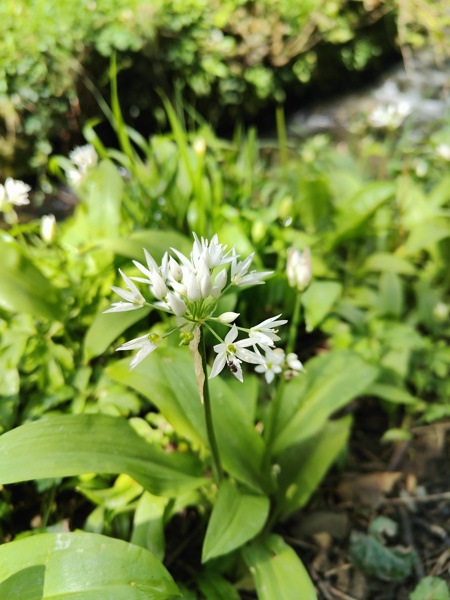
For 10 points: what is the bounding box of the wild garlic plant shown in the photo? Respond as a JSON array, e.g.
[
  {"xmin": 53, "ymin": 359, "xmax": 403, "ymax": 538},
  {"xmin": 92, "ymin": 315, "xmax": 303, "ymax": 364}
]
[{"xmin": 105, "ymin": 232, "xmax": 302, "ymax": 482}]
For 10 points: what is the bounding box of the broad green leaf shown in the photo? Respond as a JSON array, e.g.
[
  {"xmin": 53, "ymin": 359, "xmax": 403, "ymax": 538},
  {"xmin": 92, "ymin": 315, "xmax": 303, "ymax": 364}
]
[
  {"xmin": 277, "ymin": 417, "xmax": 351, "ymax": 518},
  {"xmin": 100, "ymin": 230, "xmax": 191, "ymax": 262},
  {"xmin": 62, "ymin": 160, "xmax": 123, "ymax": 245},
  {"xmin": 331, "ymin": 182, "xmax": 395, "ymax": 246},
  {"xmin": 107, "ymin": 352, "xmax": 207, "ymax": 448},
  {"xmin": 0, "ymin": 532, "xmax": 180, "ymax": 599},
  {"xmin": 296, "ymin": 175, "xmax": 332, "ymax": 232},
  {"xmin": 225, "ymin": 374, "xmax": 259, "ymax": 422},
  {"xmin": 109, "ymin": 348, "xmax": 266, "ymax": 491},
  {"xmin": 361, "ymin": 252, "xmax": 415, "ymax": 275},
  {"xmin": 273, "ymin": 350, "xmax": 378, "ymax": 454},
  {"xmin": 243, "ymin": 534, "xmax": 317, "ymax": 600},
  {"xmin": 410, "ymin": 576, "xmax": 450, "ymax": 600},
  {"xmin": 377, "ymin": 271, "xmax": 404, "ymax": 317},
  {"xmin": 77, "ymin": 474, "xmax": 143, "ymax": 510},
  {"xmin": 209, "ymin": 376, "xmax": 266, "ymax": 491},
  {"xmin": 301, "ymin": 280, "xmax": 342, "ymax": 331},
  {"xmin": 83, "ymin": 306, "xmax": 151, "ymax": 362},
  {"xmin": 202, "ymin": 480, "xmax": 269, "ymax": 562},
  {"xmin": 0, "ymin": 414, "xmax": 205, "ymax": 496},
  {"xmin": 131, "ymin": 492, "xmax": 168, "ymax": 560},
  {"xmin": 365, "ymin": 383, "xmax": 424, "ymax": 406},
  {"xmin": 0, "ymin": 239, "xmax": 63, "ymax": 320},
  {"xmin": 401, "ymin": 219, "xmax": 450, "ymax": 256},
  {"xmin": 196, "ymin": 571, "xmax": 240, "ymax": 600}
]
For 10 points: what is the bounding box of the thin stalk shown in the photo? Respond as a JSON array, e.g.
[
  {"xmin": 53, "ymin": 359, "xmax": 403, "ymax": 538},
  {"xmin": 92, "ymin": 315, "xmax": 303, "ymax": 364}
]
[
  {"xmin": 199, "ymin": 327, "xmax": 223, "ymax": 484},
  {"xmin": 276, "ymin": 105, "xmax": 288, "ymax": 181}
]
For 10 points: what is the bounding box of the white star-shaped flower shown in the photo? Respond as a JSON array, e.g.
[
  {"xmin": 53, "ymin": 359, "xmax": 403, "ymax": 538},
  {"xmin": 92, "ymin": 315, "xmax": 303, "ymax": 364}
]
[
  {"xmin": 255, "ymin": 348, "xmax": 285, "ymax": 384},
  {"xmin": 249, "ymin": 314, "xmax": 287, "ymax": 346},
  {"xmin": 116, "ymin": 333, "xmax": 161, "ymax": 369},
  {"xmin": 209, "ymin": 325, "xmax": 264, "ymax": 382},
  {"xmin": 104, "ymin": 269, "xmax": 146, "ymax": 312},
  {"xmin": 230, "ymin": 250, "xmax": 272, "ymax": 287},
  {"xmin": 0, "ymin": 178, "xmax": 31, "ymax": 208}
]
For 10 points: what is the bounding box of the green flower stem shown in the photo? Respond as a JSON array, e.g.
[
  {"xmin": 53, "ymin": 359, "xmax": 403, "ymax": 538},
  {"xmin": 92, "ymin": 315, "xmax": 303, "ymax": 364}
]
[{"xmin": 199, "ymin": 327, "xmax": 223, "ymax": 484}]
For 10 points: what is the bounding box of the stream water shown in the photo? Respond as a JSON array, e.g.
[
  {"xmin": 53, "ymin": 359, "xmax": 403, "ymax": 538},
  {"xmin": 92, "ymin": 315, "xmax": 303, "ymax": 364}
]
[{"xmin": 286, "ymin": 49, "xmax": 450, "ymax": 141}]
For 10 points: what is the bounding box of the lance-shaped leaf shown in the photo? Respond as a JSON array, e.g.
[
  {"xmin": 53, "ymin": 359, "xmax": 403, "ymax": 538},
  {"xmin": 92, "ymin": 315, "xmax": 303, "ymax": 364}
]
[
  {"xmin": 0, "ymin": 414, "xmax": 205, "ymax": 496},
  {"xmin": 202, "ymin": 480, "xmax": 269, "ymax": 562},
  {"xmin": 109, "ymin": 348, "xmax": 266, "ymax": 491},
  {"xmin": 0, "ymin": 532, "xmax": 181, "ymax": 599},
  {"xmin": 243, "ymin": 534, "xmax": 317, "ymax": 600},
  {"xmin": 276, "ymin": 417, "xmax": 352, "ymax": 519},
  {"xmin": 83, "ymin": 305, "xmax": 152, "ymax": 362},
  {"xmin": 301, "ymin": 280, "xmax": 342, "ymax": 331},
  {"xmin": 273, "ymin": 350, "xmax": 378, "ymax": 455},
  {"xmin": 0, "ymin": 239, "xmax": 63, "ymax": 320},
  {"xmin": 100, "ymin": 229, "xmax": 191, "ymax": 262}
]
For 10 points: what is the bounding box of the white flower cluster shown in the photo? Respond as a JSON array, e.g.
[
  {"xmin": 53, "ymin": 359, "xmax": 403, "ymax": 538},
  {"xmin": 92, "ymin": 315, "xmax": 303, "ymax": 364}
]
[
  {"xmin": 67, "ymin": 144, "xmax": 98, "ymax": 187},
  {"xmin": 106, "ymin": 233, "xmax": 293, "ymax": 381},
  {"xmin": 0, "ymin": 178, "xmax": 31, "ymax": 210},
  {"xmin": 255, "ymin": 348, "xmax": 304, "ymax": 384},
  {"xmin": 368, "ymin": 101, "xmax": 411, "ymax": 130}
]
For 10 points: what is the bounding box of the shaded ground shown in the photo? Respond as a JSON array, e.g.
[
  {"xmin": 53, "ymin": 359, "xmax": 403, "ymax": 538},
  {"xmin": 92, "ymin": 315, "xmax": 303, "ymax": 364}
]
[{"xmin": 284, "ymin": 403, "xmax": 450, "ymax": 599}]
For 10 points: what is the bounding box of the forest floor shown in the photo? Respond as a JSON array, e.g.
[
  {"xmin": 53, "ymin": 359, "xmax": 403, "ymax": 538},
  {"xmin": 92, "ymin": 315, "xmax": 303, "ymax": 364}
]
[{"xmin": 285, "ymin": 403, "xmax": 450, "ymax": 599}]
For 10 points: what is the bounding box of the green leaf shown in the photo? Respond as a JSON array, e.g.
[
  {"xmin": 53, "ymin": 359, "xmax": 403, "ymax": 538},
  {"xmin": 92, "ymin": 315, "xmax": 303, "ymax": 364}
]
[
  {"xmin": 361, "ymin": 252, "xmax": 416, "ymax": 275},
  {"xmin": 100, "ymin": 230, "xmax": 191, "ymax": 262},
  {"xmin": 202, "ymin": 480, "xmax": 269, "ymax": 562},
  {"xmin": 402, "ymin": 219, "xmax": 450, "ymax": 256},
  {"xmin": 109, "ymin": 348, "xmax": 266, "ymax": 491},
  {"xmin": 410, "ymin": 576, "xmax": 450, "ymax": 600},
  {"xmin": 365, "ymin": 383, "xmax": 424, "ymax": 406},
  {"xmin": 0, "ymin": 239, "xmax": 63, "ymax": 320},
  {"xmin": 0, "ymin": 532, "xmax": 181, "ymax": 599},
  {"xmin": 209, "ymin": 376, "xmax": 266, "ymax": 491},
  {"xmin": 62, "ymin": 160, "xmax": 123, "ymax": 245},
  {"xmin": 301, "ymin": 281, "xmax": 342, "ymax": 331},
  {"xmin": 243, "ymin": 534, "xmax": 317, "ymax": 600},
  {"xmin": 350, "ymin": 527, "xmax": 416, "ymax": 582},
  {"xmin": 331, "ymin": 182, "xmax": 395, "ymax": 246},
  {"xmin": 0, "ymin": 414, "xmax": 205, "ymax": 496},
  {"xmin": 107, "ymin": 352, "xmax": 207, "ymax": 448},
  {"xmin": 273, "ymin": 350, "xmax": 378, "ymax": 454},
  {"xmin": 377, "ymin": 271, "xmax": 403, "ymax": 317},
  {"xmin": 196, "ymin": 571, "xmax": 240, "ymax": 600},
  {"xmin": 277, "ymin": 417, "xmax": 351, "ymax": 518},
  {"xmin": 83, "ymin": 306, "xmax": 152, "ymax": 362},
  {"xmin": 131, "ymin": 492, "xmax": 168, "ymax": 561}
]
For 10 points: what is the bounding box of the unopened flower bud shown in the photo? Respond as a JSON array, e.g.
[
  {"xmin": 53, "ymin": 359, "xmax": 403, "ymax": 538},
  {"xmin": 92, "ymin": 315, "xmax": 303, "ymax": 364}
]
[
  {"xmin": 151, "ymin": 272, "xmax": 168, "ymax": 300},
  {"xmin": 166, "ymin": 292, "xmax": 187, "ymax": 317},
  {"xmin": 40, "ymin": 214, "xmax": 56, "ymax": 244},
  {"xmin": 214, "ymin": 268, "xmax": 227, "ymax": 291},
  {"xmin": 184, "ymin": 270, "xmax": 201, "ymax": 302},
  {"xmin": 193, "ymin": 137, "xmax": 206, "ymax": 157},
  {"xmin": 169, "ymin": 256, "xmax": 182, "ymax": 281},
  {"xmin": 286, "ymin": 247, "xmax": 312, "ymax": 291},
  {"xmin": 199, "ymin": 274, "xmax": 212, "ymax": 298},
  {"xmin": 218, "ymin": 312, "xmax": 240, "ymax": 323}
]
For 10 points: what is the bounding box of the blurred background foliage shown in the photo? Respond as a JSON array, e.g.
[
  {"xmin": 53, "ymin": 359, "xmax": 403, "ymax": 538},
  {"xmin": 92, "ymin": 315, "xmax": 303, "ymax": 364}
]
[{"xmin": 1, "ymin": 0, "xmax": 448, "ymax": 178}]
